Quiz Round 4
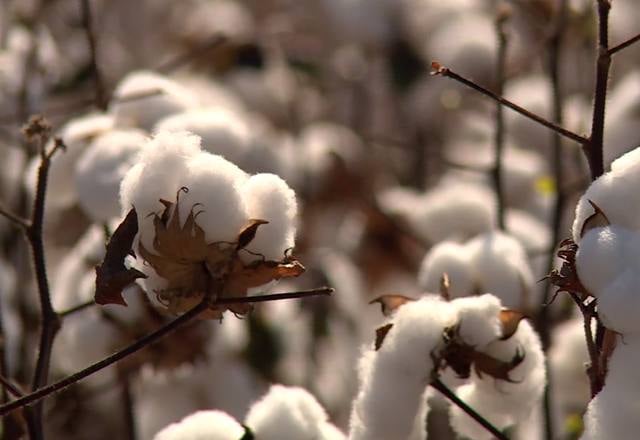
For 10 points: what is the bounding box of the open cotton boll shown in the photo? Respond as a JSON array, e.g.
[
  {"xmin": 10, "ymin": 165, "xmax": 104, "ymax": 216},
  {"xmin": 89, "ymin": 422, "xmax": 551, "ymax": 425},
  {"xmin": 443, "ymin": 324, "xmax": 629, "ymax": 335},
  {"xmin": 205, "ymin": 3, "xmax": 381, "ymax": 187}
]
[
  {"xmin": 451, "ymin": 294, "xmax": 502, "ymax": 348},
  {"xmin": 24, "ymin": 113, "xmax": 113, "ymax": 210},
  {"xmin": 110, "ymin": 71, "xmax": 198, "ymax": 130},
  {"xmin": 603, "ymin": 71, "xmax": 640, "ymax": 167},
  {"xmin": 417, "ymin": 241, "xmax": 474, "ymax": 298},
  {"xmin": 349, "ymin": 297, "xmax": 457, "ymax": 440},
  {"xmin": 75, "ymin": 129, "xmax": 147, "ymax": 223},
  {"xmin": 154, "ymin": 410, "xmax": 245, "ymax": 440},
  {"xmin": 506, "ymin": 209, "xmax": 551, "ymax": 255},
  {"xmin": 154, "ymin": 107, "xmax": 253, "ymax": 166},
  {"xmin": 580, "ymin": 334, "xmax": 640, "ymax": 440},
  {"xmin": 413, "ymin": 182, "xmax": 496, "ymax": 244},
  {"xmin": 246, "ymin": 385, "xmax": 344, "ymax": 440},
  {"xmin": 450, "ymin": 319, "xmax": 545, "ymax": 439},
  {"xmin": 239, "ymin": 173, "xmax": 297, "ymax": 261},
  {"xmin": 466, "ymin": 231, "xmax": 535, "ymax": 310},
  {"xmin": 300, "ymin": 122, "xmax": 364, "ymax": 177}
]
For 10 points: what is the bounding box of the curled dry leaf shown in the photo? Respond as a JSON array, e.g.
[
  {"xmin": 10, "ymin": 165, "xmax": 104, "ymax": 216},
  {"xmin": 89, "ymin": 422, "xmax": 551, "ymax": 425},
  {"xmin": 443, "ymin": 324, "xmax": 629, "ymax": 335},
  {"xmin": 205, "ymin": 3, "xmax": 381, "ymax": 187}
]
[
  {"xmin": 580, "ymin": 199, "xmax": 610, "ymax": 238},
  {"xmin": 473, "ymin": 348, "xmax": 525, "ymax": 383},
  {"xmin": 369, "ymin": 294, "xmax": 416, "ymax": 317},
  {"xmin": 137, "ymin": 188, "xmax": 305, "ymax": 318},
  {"xmin": 95, "ymin": 208, "xmax": 147, "ymax": 306}
]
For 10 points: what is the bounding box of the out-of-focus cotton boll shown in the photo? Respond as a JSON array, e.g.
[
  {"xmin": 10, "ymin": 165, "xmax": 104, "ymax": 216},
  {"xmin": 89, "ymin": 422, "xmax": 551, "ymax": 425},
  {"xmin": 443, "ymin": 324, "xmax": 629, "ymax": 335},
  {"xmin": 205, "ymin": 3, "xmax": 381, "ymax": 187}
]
[
  {"xmin": 154, "ymin": 410, "xmax": 245, "ymax": 440},
  {"xmin": 603, "ymin": 71, "xmax": 640, "ymax": 167},
  {"xmin": 506, "ymin": 209, "xmax": 551, "ymax": 255},
  {"xmin": 549, "ymin": 318, "xmax": 590, "ymax": 417},
  {"xmin": 110, "ymin": 71, "xmax": 198, "ymax": 130},
  {"xmin": 417, "ymin": 241, "xmax": 474, "ymax": 298},
  {"xmin": 449, "ymin": 319, "xmax": 545, "ymax": 440},
  {"xmin": 376, "ymin": 186, "xmax": 423, "ymax": 219},
  {"xmin": 319, "ymin": 0, "xmax": 397, "ymax": 48},
  {"xmin": 466, "ymin": 231, "xmax": 535, "ymax": 310},
  {"xmin": 173, "ymin": 0, "xmax": 255, "ymax": 46},
  {"xmin": 75, "ymin": 129, "xmax": 146, "ymax": 223},
  {"xmin": 240, "ymin": 173, "xmax": 297, "ymax": 261},
  {"xmin": 154, "ymin": 107, "xmax": 252, "ymax": 165},
  {"xmin": 0, "ymin": 260, "xmax": 20, "ymax": 373},
  {"xmin": 426, "ymin": 13, "xmax": 496, "ymax": 84},
  {"xmin": 412, "ymin": 182, "xmax": 496, "ymax": 243},
  {"xmin": 505, "ymin": 75, "xmax": 552, "ymax": 153},
  {"xmin": 25, "ymin": 113, "xmax": 114, "ymax": 210},
  {"xmin": 580, "ymin": 334, "xmax": 640, "ymax": 440},
  {"xmin": 349, "ymin": 297, "xmax": 457, "ymax": 440},
  {"xmin": 246, "ymin": 385, "xmax": 345, "ymax": 440}
]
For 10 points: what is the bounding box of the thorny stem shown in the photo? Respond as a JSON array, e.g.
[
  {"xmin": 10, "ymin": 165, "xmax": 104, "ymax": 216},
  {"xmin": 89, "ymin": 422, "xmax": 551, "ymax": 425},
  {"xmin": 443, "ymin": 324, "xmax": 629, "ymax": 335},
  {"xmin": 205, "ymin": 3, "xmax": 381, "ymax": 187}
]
[
  {"xmin": 493, "ymin": 6, "xmax": 509, "ymax": 230},
  {"xmin": 79, "ymin": 0, "xmax": 107, "ymax": 110},
  {"xmin": 431, "ymin": 63, "xmax": 589, "ymax": 146},
  {"xmin": 0, "ymin": 287, "xmax": 332, "ymax": 417},
  {"xmin": 431, "ymin": 378, "xmax": 509, "ymax": 440}
]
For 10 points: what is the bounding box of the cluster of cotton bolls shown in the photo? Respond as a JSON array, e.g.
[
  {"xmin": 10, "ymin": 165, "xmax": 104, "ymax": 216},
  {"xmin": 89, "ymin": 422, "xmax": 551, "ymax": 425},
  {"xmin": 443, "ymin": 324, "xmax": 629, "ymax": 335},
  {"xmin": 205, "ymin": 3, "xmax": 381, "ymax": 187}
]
[{"xmin": 2, "ymin": 0, "xmax": 640, "ymax": 439}]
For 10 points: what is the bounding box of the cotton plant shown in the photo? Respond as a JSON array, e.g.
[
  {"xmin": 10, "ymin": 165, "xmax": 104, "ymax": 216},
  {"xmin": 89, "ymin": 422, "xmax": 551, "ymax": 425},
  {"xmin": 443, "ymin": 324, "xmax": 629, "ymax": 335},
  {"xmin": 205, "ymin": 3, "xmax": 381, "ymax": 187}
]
[
  {"xmin": 349, "ymin": 293, "xmax": 545, "ymax": 440},
  {"xmin": 154, "ymin": 384, "xmax": 345, "ymax": 440},
  {"xmin": 548, "ymin": 146, "xmax": 640, "ymax": 439},
  {"xmin": 95, "ymin": 130, "xmax": 303, "ymax": 319}
]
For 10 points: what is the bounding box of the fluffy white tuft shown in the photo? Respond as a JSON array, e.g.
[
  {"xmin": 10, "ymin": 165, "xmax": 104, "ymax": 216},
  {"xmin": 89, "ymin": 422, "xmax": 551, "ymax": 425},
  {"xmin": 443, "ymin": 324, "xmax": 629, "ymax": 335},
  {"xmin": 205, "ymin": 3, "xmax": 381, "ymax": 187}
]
[
  {"xmin": 154, "ymin": 410, "xmax": 245, "ymax": 440},
  {"xmin": 417, "ymin": 241, "xmax": 474, "ymax": 298}
]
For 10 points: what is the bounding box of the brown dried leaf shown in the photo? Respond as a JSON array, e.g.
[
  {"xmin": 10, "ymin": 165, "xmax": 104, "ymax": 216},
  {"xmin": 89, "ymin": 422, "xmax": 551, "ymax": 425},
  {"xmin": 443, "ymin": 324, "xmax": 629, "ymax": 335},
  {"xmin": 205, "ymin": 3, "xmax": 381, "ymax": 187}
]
[
  {"xmin": 237, "ymin": 219, "xmax": 269, "ymax": 250},
  {"xmin": 369, "ymin": 294, "xmax": 416, "ymax": 316},
  {"xmin": 580, "ymin": 200, "xmax": 610, "ymax": 238},
  {"xmin": 473, "ymin": 348, "xmax": 525, "ymax": 382},
  {"xmin": 499, "ymin": 309, "xmax": 526, "ymax": 340},
  {"xmin": 375, "ymin": 323, "xmax": 394, "ymax": 350},
  {"xmin": 95, "ymin": 208, "xmax": 147, "ymax": 306}
]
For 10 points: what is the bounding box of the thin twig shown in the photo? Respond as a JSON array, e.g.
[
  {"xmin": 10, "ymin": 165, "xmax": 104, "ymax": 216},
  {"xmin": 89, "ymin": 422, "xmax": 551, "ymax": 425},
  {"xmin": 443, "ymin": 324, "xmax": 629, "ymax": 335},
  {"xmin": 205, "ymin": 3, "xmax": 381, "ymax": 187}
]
[
  {"xmin": 58, "ymin": 300, "xmax": 96, "ymax": 318},
  {"xmin": 608, "ymin": 31, "xmax": 640, "ymax": 56},
  {"xmin": 493, "ymin": 6, "xmax": 510, "ymax": 230},
  {"xmin": 431, "ymin": 62, "xmax": 589, "ymax": 145},
  {"xmin": 79, "ymin": 0, "xmax": 107, "ymax": 110},
  {"xmin": 0, "ymin": 205, "xmax": 29, "ymax": 230},
  {"xmin": 0, "ymin": 300, "xmax": 209, "ymax": 417},
  {"xmin": 569, "ymin": 293, "xmax": 601, "ymax": 396},
  {"xmin": 431, "ymin": 378, "xmax": 508, "ymax": 440},
  {"xmin": 0, "ymin": 374, "xmax": 25, "ymax": 399},
  {"xmin": 215, "ymin": 287, "xmax": 334, "ymax": 305}
]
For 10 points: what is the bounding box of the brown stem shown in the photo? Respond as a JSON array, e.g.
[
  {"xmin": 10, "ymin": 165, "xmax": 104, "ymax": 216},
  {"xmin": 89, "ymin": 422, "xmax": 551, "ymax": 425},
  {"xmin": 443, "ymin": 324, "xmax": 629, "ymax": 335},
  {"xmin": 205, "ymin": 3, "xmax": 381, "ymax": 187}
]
[
  {"xmin": 569, "ymin": 294, "xmax": 602, "ymax": 396},
  {"xmin": 118, "ymin": 372, "xmax": 137, "ymax": 440},
  {"xmin": 58, "ymin": 300, "xmax": 96, "ymax": 318},
  {"xmin": 493, "ymin": 7, "xmax": 509, "ymax": 230},
  {"xmin": 79, "ymin": 0, "xmax": 107, "ymax": 110},
  {"xmin": 608, "ymin": 31, "xmax": 640, "ymax": 56},
  {"xmin": 215, "ymin": 287, "xmax": 334, "ymax": 305},
  {"xmin": 431, "ymin": 62, "xmax": 589, "ymax": 145},
  {"xmin": 431, "ymin": 378, "xmax": 508, "ymax": 440},
  {"xmin": 0, "ymin": 374, "xmax": 25, "ymax": 399}
]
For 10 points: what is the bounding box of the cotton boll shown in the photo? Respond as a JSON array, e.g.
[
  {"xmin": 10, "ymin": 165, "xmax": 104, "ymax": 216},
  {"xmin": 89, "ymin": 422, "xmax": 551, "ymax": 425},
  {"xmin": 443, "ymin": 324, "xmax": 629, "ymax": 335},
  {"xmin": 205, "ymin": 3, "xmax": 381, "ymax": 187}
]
[
  {"xmin": 154, "ymin": 107, "xmax": 253, "ymax": 165},
  {"xmin": 349, "ymin": 297, "xmax": 458, "ymax": 440},
  {"xmin": 467, "ymin": 231, "xmax": 535, "ymax": 310},
  {"xmin": 240, "ymin": 173, "xmax": 296, "ymax": 261},
  {"xmin": 412, "ymin": 182, "xmax": 496, "ymax": 243},
  {"xmin": 75, "ymin": 129, "xmax": 147, "ymax": 223},
  {"xmin": 110, "ymin": 71, "xmax": 198, "ymax": 130},
  {"xmin": 417, "ymin": 242, "xmax": 474, "ymax": 298},
  {"xmin": 24, "ymin": 113, "xmax": 113, "ymax": 210},
  {"xmin": 246, "ymin": 385, "xmax": 340, "ymax": 440},
  {"xmin": 596, "ymin": 267, "xmax": 640, "ymax": 334},
  {"xmin": 154, "ymin": 410, "xmax": 245, "ymax": 440},
  {"xmin": 174, "ymin": 0, "xmax": 255, "ymax": 46},
  {"xmin": 575, "ymin": 226, "xmax": 627, "ymax": 298},
  {"xmin": 580, "ymin": 334, "xmax": 640, "ymax": 440},
  {"xmin": 177, "ymin": 152, "xmax": 248, "ymax": 243},
  {"xmin": 505, "ymin": 75, "xmax": 552, "ymax": 153},
  {"xmin": 451, "ymin": 294, "xmax": 502, "ymax": 348},
  {"xmin": 506, "ymin": 209, "xmax": 551, "ymax": 254},
  {"xmin": 603, "ymin": 71, "xmax": 640, "ymax": 167}
]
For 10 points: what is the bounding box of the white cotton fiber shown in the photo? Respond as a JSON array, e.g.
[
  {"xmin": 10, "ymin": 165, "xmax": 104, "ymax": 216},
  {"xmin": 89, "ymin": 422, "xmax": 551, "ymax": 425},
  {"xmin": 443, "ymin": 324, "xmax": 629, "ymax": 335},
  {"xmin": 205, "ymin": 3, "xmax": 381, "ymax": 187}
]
[
  {"xmin": 245, "ymin": 385, "xmax": 344, "ymax": 440},
  {"xmin": 466, "ymin": 231, "xmax": 535, "ymax": 310},
  {"xmin": 349, "ymin": 297, "xmax": 457, "ymax": 440},
  {"xmin": 154, "ymin": 107, "xmax": 253, "ymax": 165},
  {"xmin": 417, "ymin": 241, "xmax": 474, "ymax": 297},
  {"xmin": 451, "ymin": 294, "xmax": 502, "ymax": 348},
  {"xmin": 110, "ymin": 71, "xmax": 197, "ymax": 130},
  {"xmin": 75, "ymin": 129, "xmax": 146, "ymax": 222},
  {"xmin": 580, "ymin": 334, "xmax": 640, "ymax": 440},
  {"xmin": 240, "ymin": 173, "xmax": 297, "ymax": 261},
  {"xmin": 154, "ymin": 410, "xmax": 245, "ymax": 440}
]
